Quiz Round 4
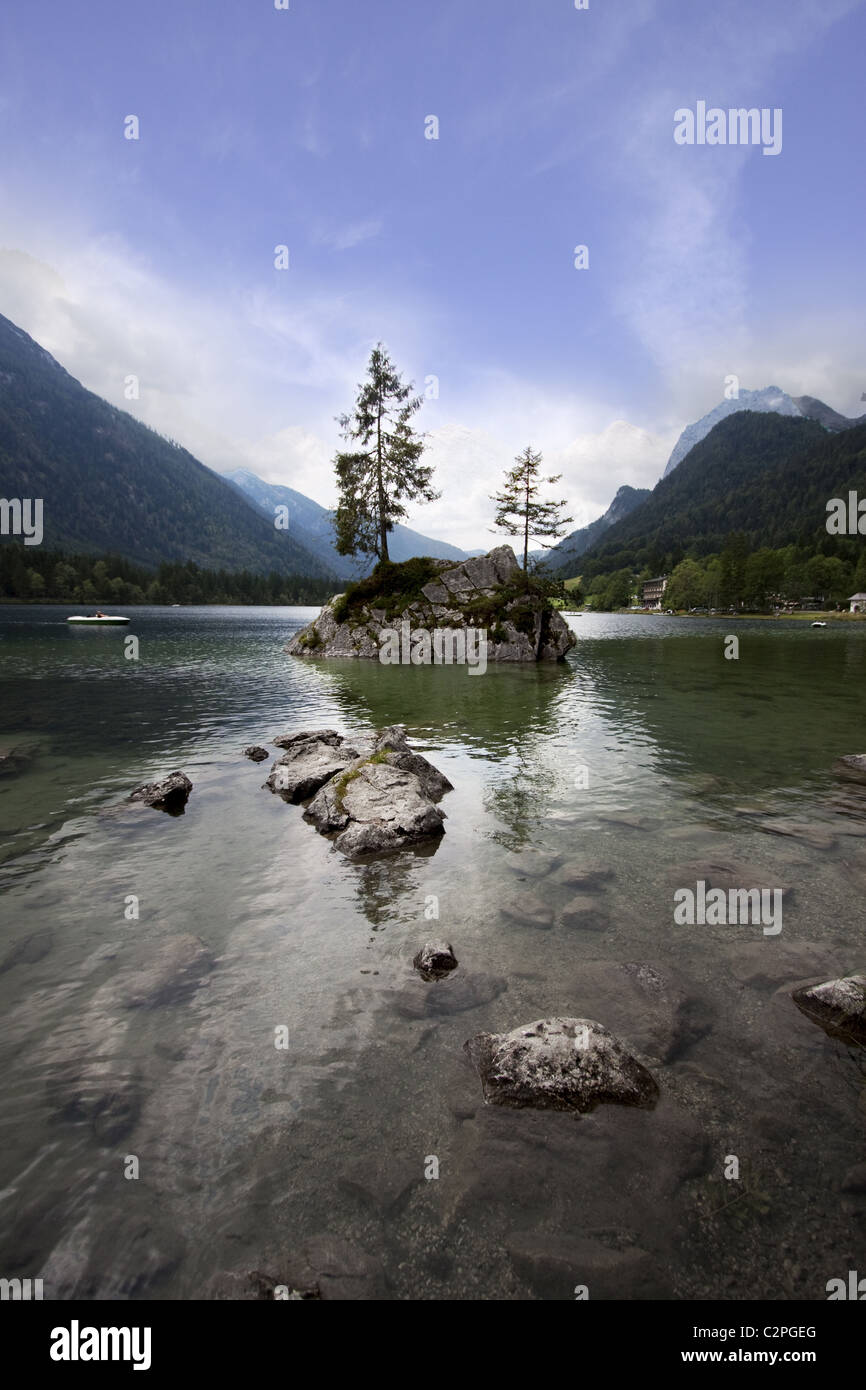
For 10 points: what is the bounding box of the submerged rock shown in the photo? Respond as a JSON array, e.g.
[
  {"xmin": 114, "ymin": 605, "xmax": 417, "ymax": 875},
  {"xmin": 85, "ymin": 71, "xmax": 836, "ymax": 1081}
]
[
  {"xmin": 117, "ymin": 934, "xmax": 213, "ymax": 1010},
  {"xmin": 507, "ymin": 1232, "xmax": 671, "ymax": 1300},
  {"xmin": 129, "ymin": 770, "xmax": 192, "ymax": 812},
  {"xmin": 0, "ymin": 928, "xmax": 54, "ymax": 975},
  {"xmin": 266, "ymin": 731, "xmax": 358, "ymax": 803},
  {"xmin": 500, "ymin": 890, "xmax": 555, "ymax": 930},
  {"xmin": 563, "ymin": 961, "xmax": 709, "ymax": 1064},
  {"xmin": 0, "ymin": 742, "xmax": 38, "ymax": 778},
  {"xmin": 53, "ymin": 1063, "xmax": 142, "ymax": 1145},
  {"xmin": 242, "ymin": 745, "xmax": 270, "ymax": 762},
  {"xmin": 791, "ymin": 974, "xmax": 866, "ymax": 1045},
  {"xmin": 464, "ymin": 1017, "xmax": 660, "ymax": 1113},
  {"xmin": 389, "ymin": 971, "xmax": 507, "ymax": 1020},
  {"xmin": 413, "ymin": 940, "xmax": 459, "ymax": 981}
]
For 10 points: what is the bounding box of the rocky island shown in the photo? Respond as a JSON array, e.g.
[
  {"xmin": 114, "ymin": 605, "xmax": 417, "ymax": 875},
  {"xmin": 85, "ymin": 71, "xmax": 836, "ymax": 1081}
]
[{"xmin": 285, "ymin": 545, "xmax": 575, "ymax": 664}]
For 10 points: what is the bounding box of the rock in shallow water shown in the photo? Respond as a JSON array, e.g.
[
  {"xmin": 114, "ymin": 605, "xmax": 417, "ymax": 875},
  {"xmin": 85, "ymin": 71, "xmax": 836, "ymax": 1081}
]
[
  {"xmin": 464, "ymin": 1017, "xmax": 660, "ymax": 1113},
  {"xmin": 306, "ymin": 761, "xmax": 446, "ymax": 857},
  {"xmin": 303, "ymin": 729, "xmax": 450, "ymax": 858},
  {"xmin": 791, "ymin": 974, "xmax": 866, "ymax": 1045},
  {"xmin": 242, "ymin": 745, "xmax": 270, "ymax": 762},
  {"xmin": 266, "ymin": 731, "xmax": 358, "ymax": 803},
  {"xmin": 413, "ymin": 940, "xmax": 458, "ymax": 981},
  {"xmin": 129, "ymin": 770, "xmax": 192, "ymax": 812}
]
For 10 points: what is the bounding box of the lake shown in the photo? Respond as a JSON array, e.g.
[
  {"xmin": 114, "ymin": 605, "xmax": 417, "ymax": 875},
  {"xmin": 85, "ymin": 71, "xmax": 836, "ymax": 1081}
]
[{"xmin": 0, "ymin": 605, "xmax": 864, "ymax": 1299}]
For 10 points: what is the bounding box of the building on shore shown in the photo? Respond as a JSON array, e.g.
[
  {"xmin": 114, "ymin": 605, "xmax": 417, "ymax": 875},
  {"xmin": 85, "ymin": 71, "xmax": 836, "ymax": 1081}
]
[
  {"xmin": 641, "ymin": 575, "xmax": 668, "ymax": 610},
  {"xmin": 849, "ymin": 592, "xmax": 866, "ymax": 614}
]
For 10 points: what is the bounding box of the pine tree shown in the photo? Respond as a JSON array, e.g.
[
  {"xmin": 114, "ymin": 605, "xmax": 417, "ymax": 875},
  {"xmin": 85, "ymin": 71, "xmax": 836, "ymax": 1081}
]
[
  {"xmin": 333, "ymin": 344, "xmax": 439, "ymax": 563},
  {"xmin": 490, "ymin": 446, "xmax": 572, "ymax": 572}
]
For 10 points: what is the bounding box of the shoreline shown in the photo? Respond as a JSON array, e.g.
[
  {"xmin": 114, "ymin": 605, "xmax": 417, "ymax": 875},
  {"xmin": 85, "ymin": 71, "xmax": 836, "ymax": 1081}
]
[{"xmin": 558, "ymin": 606, "xmax": 866, "ymax": 622}]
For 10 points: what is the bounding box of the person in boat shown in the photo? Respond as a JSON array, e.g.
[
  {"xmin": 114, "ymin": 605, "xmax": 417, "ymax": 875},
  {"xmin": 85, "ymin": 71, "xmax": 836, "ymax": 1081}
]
[{"xmin": 93, "ymin": 610, "xmax": 106, "ymax": 618}]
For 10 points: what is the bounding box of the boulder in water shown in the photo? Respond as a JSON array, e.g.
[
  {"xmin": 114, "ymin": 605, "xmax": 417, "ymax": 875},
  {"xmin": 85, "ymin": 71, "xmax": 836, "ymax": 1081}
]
[
  {"xmin": 791, "ymin": 974, "xmax": 866, "ymax": 1045},
  {"xmin": 413, "ymin": 940, "xmax": 459, "ymax": 981},
  {"xmin": 464, "ymin": 1017, "xmax": 660, "ymax": 1113},
  {"xmin": 129, "ymin": 771, "xmax": 192, "ymax": 812},
  {"xmin": 242, "ymin": 745, "xmax": 270, "ymax": 762},
  {"xmin": 266, "ymin": 731, "xmax": 358, "ymax": 803}
]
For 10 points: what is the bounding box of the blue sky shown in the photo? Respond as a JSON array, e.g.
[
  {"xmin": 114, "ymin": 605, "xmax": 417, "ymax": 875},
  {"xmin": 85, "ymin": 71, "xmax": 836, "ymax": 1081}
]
[{"xmin": 0, "ymin": 0, "xmax": 864, "ymax": 547}]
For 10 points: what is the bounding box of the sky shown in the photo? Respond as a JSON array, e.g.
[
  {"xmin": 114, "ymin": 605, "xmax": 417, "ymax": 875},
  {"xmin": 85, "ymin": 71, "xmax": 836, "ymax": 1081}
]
[{"xmin": 0, "ymin": 0, "xmax": 864, "ymax": 549}]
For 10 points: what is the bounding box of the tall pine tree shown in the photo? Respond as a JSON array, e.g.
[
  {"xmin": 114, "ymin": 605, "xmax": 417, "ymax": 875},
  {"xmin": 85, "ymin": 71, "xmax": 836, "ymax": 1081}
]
[
  {"xmin": 333, "ymin": 345, "xmax": 439, "ymax": 563},
  {"xmin": 490, "ymin": 446, "xmax": 572, "ymax": 571}
]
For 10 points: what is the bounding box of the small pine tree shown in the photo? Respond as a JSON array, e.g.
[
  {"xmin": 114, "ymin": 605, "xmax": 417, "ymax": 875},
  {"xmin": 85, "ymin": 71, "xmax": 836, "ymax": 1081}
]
[
  {"xmin": 333, "ymin": 344, "xmax": 439, "ymax": 563},
  {"xmin": 490, "ymin": 446, "xmax": 572, "ymax": 572}
]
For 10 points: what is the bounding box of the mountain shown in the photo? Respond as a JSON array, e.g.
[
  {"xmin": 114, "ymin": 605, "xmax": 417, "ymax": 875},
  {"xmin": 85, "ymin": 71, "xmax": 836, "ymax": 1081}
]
[
  {"xmin": 0, "ymin": 313, "xmax": 333, "ymax": 577},
  {"xmin": 574, "ymin": 410, "xmax": 866, "ymax": 579},
  {"xmin": 224, "ymin": 467, "xmax": 471, "ymax": 578},
  {"xmin": 662, "ymin": 387, "xmax": 801, "ymax": 477},
  {"xmin": 792, "ymin": 395, "xmax": 866, "ymax": 432},
  {"xmin": 535, "ymin": 485, "xmax": 651, "ymax": 570},
  {"xmin": 662, "ymin": 387, "xmax": 866, "ymax": 479}
]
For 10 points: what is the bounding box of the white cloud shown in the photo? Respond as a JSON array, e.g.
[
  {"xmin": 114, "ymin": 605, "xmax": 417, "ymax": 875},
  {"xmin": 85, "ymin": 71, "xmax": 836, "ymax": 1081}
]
[
  {"xmin": 313, "ymin": 218, "xmax": 383, "ymax": 251},
  {"xmin": 0, "ymin": 241, "xmax": 677, "ymax": 551},
  {"xmin": 410, "ymin": 417, "xmax": 673, "ymax": 551}
]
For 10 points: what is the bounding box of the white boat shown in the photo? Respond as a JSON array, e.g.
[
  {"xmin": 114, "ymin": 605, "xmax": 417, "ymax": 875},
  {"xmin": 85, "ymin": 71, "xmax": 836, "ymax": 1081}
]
[
  {"xmin": 811, "ymin": 620, "xmax": 827, "ymax": 628},
  {"xmin": 66, "ymin": 614, "xmax": 130, "ymax": 625}
]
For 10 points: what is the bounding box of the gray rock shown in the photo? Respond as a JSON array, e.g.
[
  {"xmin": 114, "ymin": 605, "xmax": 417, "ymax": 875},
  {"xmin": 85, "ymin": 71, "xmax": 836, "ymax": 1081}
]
[
  {"xmin": 464, "ymin": 1017, "xmax": 660, "ymax": 1113},
  {"xmin": 383, "ymin": 750, "xmax": 452, "ymax": 801},
  {"xmin": 835, "ymin": 753, "xmax": 866, "ymax": 783},
  {"xmin": 129, "ymin": 770, "xmax": 192, "ymax": 812},
  {"xmin": 285, "ymin": 545, "xmax": 575, "ymax": 664},
  {"xmin": 420, "ymin": 581, "xmax": 450, "ymax": 604},
  {"xmin": 413, "ymin": 940, "xmax": 458, "ymax": 980},
  {"xmin": 372, "ymin": 729, "xmax": 453, "ymax": 798},
  {"xmin": 242, "ymin": 745, "xmax": 270, "ymax": 762},
  {"xmin": 266, "ymin": 732, "xmax": 357, "ymax": 803},
  {"xmin": 306, "ymin": 758, "xmax": 446, "ymax": 858},
  {"xmin": 272, "ymin": 728, "xmax": 343, "ymax": 749},
  {"xmin": 791, "ymin": 974, "xmax": 866, "ymax": 1045}
]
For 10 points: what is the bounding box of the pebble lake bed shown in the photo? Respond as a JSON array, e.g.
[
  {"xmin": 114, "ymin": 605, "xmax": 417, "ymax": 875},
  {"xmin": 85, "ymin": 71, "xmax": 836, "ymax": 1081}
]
[{"xmin": 0, "ymin": 604, "xmax": 864, "ymax": 1300}]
